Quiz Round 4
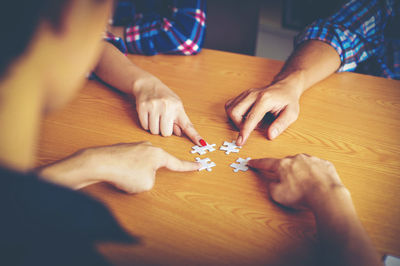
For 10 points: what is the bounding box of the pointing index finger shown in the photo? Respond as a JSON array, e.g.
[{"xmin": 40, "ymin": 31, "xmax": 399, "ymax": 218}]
[
  {"xmin": 248, "ymin": 158, "xmax": 280, "ymax": 172},
  {"xmin": 178, "ymin": 113, "xmax": 203, "ymax": 146},
  {"xmin": 238, "ymin": 99, "xmax": 274, "ymax": 145},
  {"xmin": 161, "ymin": 150, "xmax": 201, "ymax": 172}
]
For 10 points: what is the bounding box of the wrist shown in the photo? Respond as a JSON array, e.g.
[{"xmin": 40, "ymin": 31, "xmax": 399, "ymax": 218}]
[
  {"xmin": 38, "ymin": 149, "xmax": 100, "ymax": 190},
  {"xmin": 309, "ymin": 185, "xmax": 354, "ymax": 216},
  {"xmin": 272, "ymin": 70, "xmax": 307, "ymax": 99},
  {"xmin": 131, "ymin": 73, "xmax": 159, "ymax": 97}
]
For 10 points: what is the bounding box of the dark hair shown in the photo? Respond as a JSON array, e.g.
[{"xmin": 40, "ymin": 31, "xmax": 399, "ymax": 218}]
[{"xmin": 0, "ymin": 0, "xmax": 69, "ymax": 78}]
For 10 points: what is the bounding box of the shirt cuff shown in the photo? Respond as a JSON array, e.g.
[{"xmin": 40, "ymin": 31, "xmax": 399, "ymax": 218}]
[
  {"xmin": 294, "ymin": 21, "xmax": 358, "ymax": 73},
  {"xmin": 104, "ymin": 32, "xmax": 128, "ymax": 55}
]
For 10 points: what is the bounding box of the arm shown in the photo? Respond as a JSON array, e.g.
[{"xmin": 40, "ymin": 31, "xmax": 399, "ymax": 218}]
[
  {"xmin": 313, "ymin": 186, "xmax": 381, "ymax": 266},
  {"xmin": 110, "ymin": 0, "xmax": 206, "ymax": 55},
  {"xmin": 94, "ymin": 41, "xmax": 152, "ymax": 94},
  {"xmin": 226, "ymin": 0, "xmax": 393, "ymax": 145},
  {"xmin": 248, "ymin": 155, "xmax": 382, "ymax": 266},
  {"xmin": 38, "ymin": 142, "xmax": 200, "ymax": 193},
  {"xmin": 94, "ymin": 41, "xmax": 205, "ymax": 145},
  {"xmin": 273, "ymin": 39, "xmax": 341, "ymax": 96}
]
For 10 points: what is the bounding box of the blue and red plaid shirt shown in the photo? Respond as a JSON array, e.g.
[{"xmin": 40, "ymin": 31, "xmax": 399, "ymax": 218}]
[
  {"xmin": 295, "ymin": 0, "xmax": 400, "ymax": 79},
  {"xmin": 107, "ymin": 0, "xmax": 206, "ymax": 56}
]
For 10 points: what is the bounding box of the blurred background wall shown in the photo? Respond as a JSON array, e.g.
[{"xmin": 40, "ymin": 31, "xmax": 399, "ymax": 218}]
[{"xmin": 203, "ymin": 0, "xmax": 346, "ymax": 61}]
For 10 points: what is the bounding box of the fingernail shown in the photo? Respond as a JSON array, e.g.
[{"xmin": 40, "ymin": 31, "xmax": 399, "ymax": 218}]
[
  {"xmin": 271, "ymin": 129, "xmax": 278, "ymax": 139},
  {"xmin": 237, "ymin": 135, "xmax": 243, "ymax": 145},
  {"xmin": 199, "ymin": 139, "xmax": 206, "ymax": 146}
]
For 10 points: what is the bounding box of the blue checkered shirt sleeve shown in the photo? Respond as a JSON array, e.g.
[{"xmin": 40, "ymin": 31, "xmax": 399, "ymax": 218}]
[
  {"xmin": 295, "ymin": 0, "xmax": 399, "ymax": 77},
  {"xmin": 121, "ymin": 0, "xmax": 206, "ymax": 56}
]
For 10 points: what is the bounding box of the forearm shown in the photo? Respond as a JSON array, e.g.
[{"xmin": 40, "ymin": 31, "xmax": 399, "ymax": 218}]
[
  {"xmin": 37, "ymin": 150, "xmax": 100, "ymax": 190},
  {"xmin": 312, "ymin": 187, "xmax": 381, "ymax": 266},
  {"xmin": 94, "ymin": 42, "xmax": 154, "ymax": 94},
  {"xmin": 273, "ymin": 40, "xmax": 341, "ymax": 97}
]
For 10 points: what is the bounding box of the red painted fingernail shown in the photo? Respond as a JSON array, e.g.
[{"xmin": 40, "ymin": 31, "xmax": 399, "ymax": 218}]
[{"xmin": 199, "ymin": 139, "xmax": 206, "ymax": 146}]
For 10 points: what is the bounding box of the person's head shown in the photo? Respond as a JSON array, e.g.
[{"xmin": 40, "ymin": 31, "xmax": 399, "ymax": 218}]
[{"xmin": 0, "ymin": 0, "xmax": 113, "ymax": 111}]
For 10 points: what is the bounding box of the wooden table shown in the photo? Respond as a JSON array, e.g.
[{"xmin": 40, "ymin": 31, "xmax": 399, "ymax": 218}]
[{"xmin": 37, "ymin": 49, "xmax": 400, "ymax": 265}]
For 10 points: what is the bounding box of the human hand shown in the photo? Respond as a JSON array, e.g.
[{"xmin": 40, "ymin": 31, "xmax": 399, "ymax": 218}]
[
  {"xmin": 248, "ymin": 154, "xmax": 348, "ymax": 211},
  {"xmin": 133, "ymin": 76, "xmax": 205, "ymax": 146},
  {"xmin": 39, "ymin": 142, "xmax": 200, "ymax": 193},
  {"xmin": 225, "ymin": 80, "xmax": 301, "ymax": 145}
]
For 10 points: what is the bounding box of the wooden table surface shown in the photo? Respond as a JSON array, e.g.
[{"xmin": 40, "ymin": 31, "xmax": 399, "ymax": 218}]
[{"xmin": 37, "ymin": 49, "xmax": 400, "ymax": 265}]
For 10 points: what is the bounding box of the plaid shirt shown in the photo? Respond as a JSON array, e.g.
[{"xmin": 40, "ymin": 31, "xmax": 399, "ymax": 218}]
[
  {"xmin": 295, "ymin": 0, "xmax": 400, "ymax": 79},
  {"xmin": 108, "ymin": 0, "xmax": 206, "ymax": 56}
]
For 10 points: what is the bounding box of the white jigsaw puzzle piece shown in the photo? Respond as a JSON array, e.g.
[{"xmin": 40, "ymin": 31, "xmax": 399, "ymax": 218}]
[
  {"xmin": 195, "ymin": 157, "xmax": 216, "ymax": 172},
  {"xmin": 191, "ymin": 143, "xmax": 216, "ymax": 155},
  {"xmin": 230, "ymin": 157, "xmax": 251, "ymax": 172},
  {"xmin": 385, "ymin": 255, "xmax": 400, "ymax": 266},
  {"xmin": 219, "ymin": 140, "xmax": 241, "ymax": 155}
]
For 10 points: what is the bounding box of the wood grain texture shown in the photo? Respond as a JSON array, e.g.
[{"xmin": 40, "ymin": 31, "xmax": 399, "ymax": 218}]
[{"xmin": 36, "ymin": 49, "xmax": 400, "ymax": 265}]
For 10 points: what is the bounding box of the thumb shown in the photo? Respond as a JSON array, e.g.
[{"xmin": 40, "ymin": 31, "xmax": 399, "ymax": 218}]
[
  {"xmin": 268, "ymin": 106, "xmax": 298, "ymax": 140},
  {"xmin": 268, "ymin": 182, "xmax": 286, "ymax": 205}
]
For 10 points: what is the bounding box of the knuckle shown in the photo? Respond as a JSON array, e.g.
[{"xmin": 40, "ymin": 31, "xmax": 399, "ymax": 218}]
[
  {"xmin": 278, "ymin": 158, "xmax": 291, "ymax": 169},
  {"xmin": 138, "ymin": 101, "xmax": 147, "ymax": 108},
  {"xmin": 231, "ymin": 109, "xmax": 242, "ymax": 120},
  {"xmin": 225, "ymin": 100, "xmax": 232, "ymax": 109},
  {"xmin": 309, "ymin": 155, "xmax": 322, "ymax": 163},
  {"xmin": 148, "ymin": 99, "xmax": 158, "ymax": 108},
  {"xmin": 324, "ymin": 159, "xmax": 334, "ymax": 168},
  {"xmin": 246, "ymin": 112, "xmax": 257, "ymax": 122},
  {"xmin": 296, "ymin": 153, "xmax": 307, "ymax": 159},
  {"xmin": 226, "ymin": 107, "xmax": 235, "ymax": 118},
  {"xmin": 225, "ymin": 104, "xmax": 233, "ymax": 113},
  {"xmin": 159, "ymin": 99, "xmax": 171, "ymax": 112},
  {"xmin": 165, "ymin": 97, "xmax": 182, "ymax": 108},
  {"xmin": 248, "ymin": 88, "xmax": 261, "ymax": 94},
  {"xmin": 260, "ymin": 91, "xmax": 272, "ymax": 100},
  {"xmin": 293, "ymin": 153, "xmax": 309, "ymax": 162},
  {"xmin": 136, "ymin": 104, "xmax": 145, "ymax": 112},
  {"xmin": 226, "ymin": 109, "xmax": 233, "ymax": 118},
  {"xmin": 324, "ymin": 158, "xmax": 333, "ymax": 165},
  {"xmin": 166, "ymin": 98, "xmax": 180, "ymax": 107},
  {"xmin": 160, "ymin": 98, "xmax": 169, "ymax": 106}
]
